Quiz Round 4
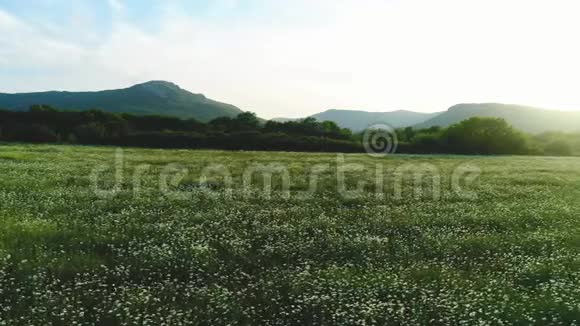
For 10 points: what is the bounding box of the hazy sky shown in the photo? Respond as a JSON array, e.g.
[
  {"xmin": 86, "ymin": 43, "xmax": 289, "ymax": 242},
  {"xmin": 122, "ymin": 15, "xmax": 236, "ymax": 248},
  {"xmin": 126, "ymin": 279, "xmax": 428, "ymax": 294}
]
[{"xmin": 1, "ymin": 0, "xmax": 580, "ymax": 118}]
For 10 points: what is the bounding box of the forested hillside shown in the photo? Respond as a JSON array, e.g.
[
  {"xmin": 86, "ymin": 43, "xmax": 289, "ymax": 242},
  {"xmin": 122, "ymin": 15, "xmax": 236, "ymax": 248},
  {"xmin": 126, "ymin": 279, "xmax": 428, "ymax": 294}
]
[{"xmin": 0, "ymin": 81, "xmax": 243, "ymax": 122}]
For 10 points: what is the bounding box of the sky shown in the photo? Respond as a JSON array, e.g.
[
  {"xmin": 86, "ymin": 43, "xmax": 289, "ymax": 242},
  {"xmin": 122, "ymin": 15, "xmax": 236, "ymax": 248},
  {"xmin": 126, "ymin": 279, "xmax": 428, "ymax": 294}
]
[{"xmin": 1, "ymin": 0, "xmax": 580, "ymax": 118}]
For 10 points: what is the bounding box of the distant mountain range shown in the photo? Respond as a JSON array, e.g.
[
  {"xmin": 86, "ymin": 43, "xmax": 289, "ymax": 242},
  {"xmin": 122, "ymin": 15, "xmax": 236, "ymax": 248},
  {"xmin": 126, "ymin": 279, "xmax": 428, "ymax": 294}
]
[
  {"xmin": 272, "ymin": 110, "xmax": 440, "ymax": 131},
  {"xmin": 311, "ymin": 109, "xmax": 441, "ymax": 131},
  {"xmin": 416, "ymin": 103, "xmax": 580, "ymax": 133},
  {"xmin": 1, "ymin": 82, "xmax": 578, "ymax": 133},
  {"xmin": 0, "ymin": 81, "xmax": 243, "ymax": 122},
  {"xmin": 276, "ymin": 104, "xmax": 580, "ymax": 133}
]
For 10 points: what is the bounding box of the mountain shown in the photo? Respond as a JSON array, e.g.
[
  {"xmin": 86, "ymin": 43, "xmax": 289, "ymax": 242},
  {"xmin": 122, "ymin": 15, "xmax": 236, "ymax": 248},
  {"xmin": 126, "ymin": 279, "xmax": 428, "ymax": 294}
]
[
  {"xmin": 307, "ymin": 109, "xmax": 441, "ymax": 131},
  {"xmin": 415, "ymin": 103, "xmax": 580, "ymax": 133},
  {"xmin": 0, "ymin": 81, "xmax": 243, "ymax": 122}
]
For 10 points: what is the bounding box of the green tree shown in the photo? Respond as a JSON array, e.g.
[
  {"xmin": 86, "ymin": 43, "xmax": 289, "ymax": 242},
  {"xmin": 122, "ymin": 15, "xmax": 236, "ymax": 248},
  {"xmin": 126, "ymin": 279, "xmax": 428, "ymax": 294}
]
[
  {"xmin": 543, "ymin": 140, "xmax": 572, "ymax": 156},
  {"xmin": 30, "ymin": 104, "xmax": 58, "ymax": 112},
  {"xmin": 443, "ymin": 117, "xmax": 529, "ymax": 155},
  {"xmin": 8, "ymin": 124, "xmax": 58, "ymax": 143},
  {"xmin": 235, "ymin": 112, "xmax": 260, "ymax": 130},
  {"xmin": 74, "ymin": 122, "xmax": 107, "ymax": 143}
]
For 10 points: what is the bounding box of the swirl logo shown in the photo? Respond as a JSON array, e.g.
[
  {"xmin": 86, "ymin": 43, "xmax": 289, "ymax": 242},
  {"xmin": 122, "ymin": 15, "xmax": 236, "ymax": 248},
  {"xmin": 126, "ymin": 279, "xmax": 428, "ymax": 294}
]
[{"xmin": 363, "ymin": 123, "xmax": 398, "ymax": 157}]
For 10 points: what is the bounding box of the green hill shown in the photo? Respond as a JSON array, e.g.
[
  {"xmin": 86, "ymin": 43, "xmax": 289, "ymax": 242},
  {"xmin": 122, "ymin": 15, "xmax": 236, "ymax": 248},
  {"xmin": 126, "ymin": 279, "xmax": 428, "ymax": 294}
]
[
  {"xmin": 0, "ymin": 81, "xmax": 243, "ymax": 122},
  {"xmin": 416, "ymin": 103, "xmax": 580, "ymax": 133}
]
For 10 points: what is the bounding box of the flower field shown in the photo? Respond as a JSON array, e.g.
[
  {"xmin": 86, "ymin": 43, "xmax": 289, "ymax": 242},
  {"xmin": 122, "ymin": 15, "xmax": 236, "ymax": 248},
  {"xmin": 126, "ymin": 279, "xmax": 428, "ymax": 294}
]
[{"xmin": 1, "ymin": 144, "xmax": 580, "ymax": 325}]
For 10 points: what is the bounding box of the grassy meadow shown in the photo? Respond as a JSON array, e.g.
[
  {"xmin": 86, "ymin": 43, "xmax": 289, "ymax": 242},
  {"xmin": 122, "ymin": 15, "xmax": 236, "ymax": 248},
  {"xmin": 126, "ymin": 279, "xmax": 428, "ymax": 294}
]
[{"xmin": 1, "ymin": 143, "xmax": 580, "ymax": 325}]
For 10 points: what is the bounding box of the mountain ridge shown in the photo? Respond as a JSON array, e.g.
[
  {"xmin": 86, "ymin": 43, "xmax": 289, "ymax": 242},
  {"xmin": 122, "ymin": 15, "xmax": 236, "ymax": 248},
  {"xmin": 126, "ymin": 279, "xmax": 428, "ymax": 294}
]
[
  {"xmin": 273, "ymin": 109, "xmax": 441, "ymax": 131},
  {"xmin": 0, "ymin": 81, "xmax": 243, "ymax": 122},
  {"xmin": 416, "ymin": 103, "xmax": 580, "ymax": 133},
  {"xmin": 277, "ymin": 104, "xmax": 580, "ymax": 133},
  {"xmin": 2, "ymin": 82, "xmax": 579, "ymax": 133}
]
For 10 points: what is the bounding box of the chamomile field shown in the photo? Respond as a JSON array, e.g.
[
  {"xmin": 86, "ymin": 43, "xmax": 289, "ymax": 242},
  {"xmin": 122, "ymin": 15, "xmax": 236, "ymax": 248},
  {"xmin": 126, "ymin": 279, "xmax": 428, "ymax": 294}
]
[{"xmin": 1, "ymin": 143, "xmax": 580, "ymax": 325}]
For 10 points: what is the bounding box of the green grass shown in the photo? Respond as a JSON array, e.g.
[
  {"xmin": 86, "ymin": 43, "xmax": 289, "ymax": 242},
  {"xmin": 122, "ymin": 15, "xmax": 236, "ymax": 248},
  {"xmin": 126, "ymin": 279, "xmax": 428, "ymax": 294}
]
[{"xmin": 1, "ymin": 143, "xmax": 580, "ymax": 325}]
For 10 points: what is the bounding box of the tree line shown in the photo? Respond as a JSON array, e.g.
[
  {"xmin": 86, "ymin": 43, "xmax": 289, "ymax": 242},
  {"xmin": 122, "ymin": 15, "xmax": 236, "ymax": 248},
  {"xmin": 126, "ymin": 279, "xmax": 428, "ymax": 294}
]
[
  {"xmin": 395, "ymin": 118, "xmax": 579, "ymax": 156},
  {"xmin": 0, "ymin": 105, "xmax": 578, "ymax": 156},
  {"xmin": 0, "ymin": 105, "xmax": 361, "ymax": 152}
]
